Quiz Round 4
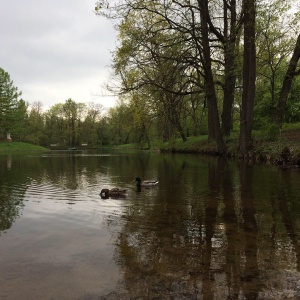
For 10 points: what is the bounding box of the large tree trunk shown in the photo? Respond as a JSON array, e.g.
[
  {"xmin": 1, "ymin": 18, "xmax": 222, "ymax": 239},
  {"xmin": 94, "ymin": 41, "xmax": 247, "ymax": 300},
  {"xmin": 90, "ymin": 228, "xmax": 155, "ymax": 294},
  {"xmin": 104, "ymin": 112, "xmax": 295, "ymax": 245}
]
[
  {"xmin": 201, "ymin": 0, "xmax": 226, "ymax": 154},
  {"xmin": 222, "ymin": 0, "xmax": 238, "ymax": 136},
  {"xmin": 207, "ymin": 0, "xmax": 239, "ymax": 136},
  {"xmin": 222, "ymin": 42, "xmax": 237, "ymax": 136},
  {"xmin": 275, "ymin": 33, "xmax": 300, "ymax": 128},
  {"xmin": 171, "ymin": 103, "xmax": 188, "ymax": 142},
  {"xmin": 239, "ymin": 0, "xmax": 256, "ymax": 155}
]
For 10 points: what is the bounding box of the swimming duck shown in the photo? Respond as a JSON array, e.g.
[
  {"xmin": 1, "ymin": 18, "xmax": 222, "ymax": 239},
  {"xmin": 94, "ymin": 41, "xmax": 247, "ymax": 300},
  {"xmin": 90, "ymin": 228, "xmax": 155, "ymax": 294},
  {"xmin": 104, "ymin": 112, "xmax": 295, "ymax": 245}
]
[
  {"xmin": 100, "ymin": 188, "xmax": 127, "ymax": 199},
  {"xmin": 135, "ymin": 177, "xmax": 159, "ymax": 187}
]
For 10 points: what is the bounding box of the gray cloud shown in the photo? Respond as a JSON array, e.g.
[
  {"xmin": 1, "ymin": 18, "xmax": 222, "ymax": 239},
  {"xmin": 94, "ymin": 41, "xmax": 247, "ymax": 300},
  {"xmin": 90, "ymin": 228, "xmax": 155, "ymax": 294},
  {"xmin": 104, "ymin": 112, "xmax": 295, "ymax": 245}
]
[{"xmin": 0, "ymin": 0, "xmax": 117, "ymax": 108}]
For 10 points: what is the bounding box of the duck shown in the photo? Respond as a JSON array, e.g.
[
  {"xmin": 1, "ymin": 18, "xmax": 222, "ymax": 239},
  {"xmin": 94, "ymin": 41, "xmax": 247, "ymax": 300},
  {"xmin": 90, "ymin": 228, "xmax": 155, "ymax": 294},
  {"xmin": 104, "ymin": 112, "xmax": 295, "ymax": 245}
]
[
  {"xmin": 100, "ymin": 188, "xmax": 127, "ymax": 199},
  {"xmin": 135, "ymin": 177, "xmax": 159, "ymax": 187}
]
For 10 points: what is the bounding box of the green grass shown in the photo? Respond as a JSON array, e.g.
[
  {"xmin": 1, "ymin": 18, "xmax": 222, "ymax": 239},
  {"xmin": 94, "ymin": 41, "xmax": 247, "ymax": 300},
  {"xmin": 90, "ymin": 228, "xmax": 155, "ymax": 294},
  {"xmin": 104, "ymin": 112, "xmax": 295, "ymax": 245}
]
[
  {"xmin": 282, "ymin": 122, "xmax": 300, "ymax": 131},
  {"xmin": 159, "ymin": 135, "xmax": 213, "ymax": 152},
  {"xmin": 0, "ymin": 142, "xmax": 48, "ymax": 153},
  {"xmin": 115, "ymin": 123, "xmax": 300, "ymax": 159},
  {"xmin": 114, "ymin": 143, "xmax": 139, "ymax": 149}
]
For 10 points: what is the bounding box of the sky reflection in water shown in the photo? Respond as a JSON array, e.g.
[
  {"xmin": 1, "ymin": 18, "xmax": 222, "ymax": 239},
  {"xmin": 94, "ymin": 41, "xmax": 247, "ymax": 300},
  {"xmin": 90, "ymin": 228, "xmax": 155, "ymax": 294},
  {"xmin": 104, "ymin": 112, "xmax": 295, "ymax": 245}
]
[{"xmin": 0, "ymin": 151, "xmax": 300, "ymax": 299}]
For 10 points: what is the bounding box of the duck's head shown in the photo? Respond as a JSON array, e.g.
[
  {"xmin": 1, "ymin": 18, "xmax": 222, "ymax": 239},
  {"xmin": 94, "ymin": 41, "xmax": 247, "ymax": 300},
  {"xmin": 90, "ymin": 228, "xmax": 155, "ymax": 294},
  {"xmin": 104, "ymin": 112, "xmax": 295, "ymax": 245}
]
[
  {"xmin": 135, "ymin": 177, "xmax": 142, "ymax": 187},
  {"xmin": 100, "ymin": 188, "xmax": 109, "ymax": 199}
]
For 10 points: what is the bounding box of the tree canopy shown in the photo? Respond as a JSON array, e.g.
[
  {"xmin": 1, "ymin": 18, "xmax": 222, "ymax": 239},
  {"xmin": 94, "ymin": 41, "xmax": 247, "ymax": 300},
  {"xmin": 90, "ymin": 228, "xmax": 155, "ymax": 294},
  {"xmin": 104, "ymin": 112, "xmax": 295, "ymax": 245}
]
[
  {"xmin": 0, "ymin": 67, "xmax": 25, "ymax": 139},
  {"xmin": 95, "ymin": 0, "xmax": 300, "ymax": 153}
]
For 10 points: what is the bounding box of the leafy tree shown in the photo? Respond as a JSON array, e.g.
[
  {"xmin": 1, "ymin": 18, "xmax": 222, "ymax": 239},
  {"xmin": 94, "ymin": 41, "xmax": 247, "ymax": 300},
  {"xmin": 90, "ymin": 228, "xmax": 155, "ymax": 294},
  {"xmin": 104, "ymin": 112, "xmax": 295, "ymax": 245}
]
[
  {"xmin": 254, "ymin": 0, "xmax": 299, "ymax": 131},
  {"xmin": 44, "ymin": 101, "xmax": 106, "ymax": 147},
  {"xmin": 129, "ymin": 92, "xmax": 156, "ymax": 148},
  {"xmin": 44, "ymin": 104, "xmax": 66, "ymax": 146},
  {"xmin": 12, "ymin": 99, "xmax": 29, "ymax": 142},
  {"xmin": 97, "ymin": 115, "xmax": 110, "ymax": 145},
  {"xmin": 0, "ymin": 68, "xmax": 23, "ymax": 140},
  {"xmin": 26, "ymin": 101, "xmax": 47, "ymax": 145},
  {"xmin": 198, "ymin": 0, "xmax": 226, "ymax": 152},
  {"xmin": 107, "ymin": 99, "xmax": 133, "ymax": 145},
  {"xmin": 96, "ymin": 0, "xmax": 300, "ymax": 151},
  {"xmin": 112, "ymin": 10, "xmax": 190, "ymax": 141},
  {"xmin": 96, "ymin": 0, "xmax": 227, "ymax": 152},
  {"xmin": 275, "ymin": 33, "xmax": 300, "ymax": 127},
  {"xmin": 62, "ymin": 99, "xmax": 87, "ymax": 147},
  {"xmin": 81, "ymin": 102, "xmax": 104, "ymax": 146},
  {"xmin": 239, "ymin": 0, "xmax": 256, "ymax": 154},
  {"xmin": 285, "ymin": 76, "xmax": 300, "ymax": 123},
  {"xmin": 201, "ymin": 0, "xmax": 243, "ymax": 136}
]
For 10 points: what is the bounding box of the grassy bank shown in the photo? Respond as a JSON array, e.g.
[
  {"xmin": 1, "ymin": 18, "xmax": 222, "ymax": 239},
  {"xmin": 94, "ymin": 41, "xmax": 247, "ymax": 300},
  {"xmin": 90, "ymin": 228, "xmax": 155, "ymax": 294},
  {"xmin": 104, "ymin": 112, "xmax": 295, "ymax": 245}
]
[
  {"xmin": 0, "ymin": 142, "xmax": 48, "ymax": 153},
  {"xmin": 1, "ymin": 123, "xmax": 300, "ymax": 163},
  {"xmin": 115, "ymin": 123, "xmax": 300, "ymax": 164},
  {"xmin": 162, "ymin": 127, "xmax": 300, "ymax": 154}
]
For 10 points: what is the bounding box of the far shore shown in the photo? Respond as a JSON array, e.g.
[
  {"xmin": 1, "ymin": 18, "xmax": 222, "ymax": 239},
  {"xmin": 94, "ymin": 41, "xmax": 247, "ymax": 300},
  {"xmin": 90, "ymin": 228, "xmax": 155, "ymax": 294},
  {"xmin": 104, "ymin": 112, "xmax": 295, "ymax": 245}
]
[{"xmin": 1, "ymin": 126, "xmax": 300, "ymax": 168}]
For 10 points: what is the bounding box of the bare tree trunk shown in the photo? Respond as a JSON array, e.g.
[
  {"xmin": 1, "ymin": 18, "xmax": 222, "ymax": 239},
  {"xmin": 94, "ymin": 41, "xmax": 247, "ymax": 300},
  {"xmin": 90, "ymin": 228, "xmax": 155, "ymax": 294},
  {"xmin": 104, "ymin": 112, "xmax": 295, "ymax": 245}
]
[
  {"xmin": 166, "ymin": 98, "xmax": 187, "ymax": 142},
  {"xmin": 222, "ymin": 42, "xmax": 237, "ymax": 136},
  {"xmin": 275, "ymin": 33, "xmax": 300, "ymax": 128},
  {"xmin": 201, "ymin": 0, "xmax": 226, "ymax": 154},
  {"xmin": 222, "ymin": 0, "xmax": 238, "ymax": 136},
  {"xmin": 239, "ymin": 0, "xmax": 256, "ymax": 154},
  {"xmin": 207, "ymin": 0, "xmax": 239, "ymax": 137}
]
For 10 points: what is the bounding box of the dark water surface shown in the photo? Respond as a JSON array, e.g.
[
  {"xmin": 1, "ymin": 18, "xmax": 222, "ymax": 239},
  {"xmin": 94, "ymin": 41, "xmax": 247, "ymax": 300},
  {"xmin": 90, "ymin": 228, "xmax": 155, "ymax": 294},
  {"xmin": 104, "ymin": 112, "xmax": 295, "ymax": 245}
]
[{"xmin": 1, "ymin": 150, "xmax": 300, "ymax": 299}]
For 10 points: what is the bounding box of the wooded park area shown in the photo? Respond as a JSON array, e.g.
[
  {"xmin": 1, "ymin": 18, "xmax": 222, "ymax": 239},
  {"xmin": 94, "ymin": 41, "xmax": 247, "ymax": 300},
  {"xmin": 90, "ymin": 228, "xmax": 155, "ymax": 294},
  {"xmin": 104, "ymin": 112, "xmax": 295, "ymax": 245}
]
[{"xmin": 1, "ymin": 0, "xmax": 300, "ymax": 154}]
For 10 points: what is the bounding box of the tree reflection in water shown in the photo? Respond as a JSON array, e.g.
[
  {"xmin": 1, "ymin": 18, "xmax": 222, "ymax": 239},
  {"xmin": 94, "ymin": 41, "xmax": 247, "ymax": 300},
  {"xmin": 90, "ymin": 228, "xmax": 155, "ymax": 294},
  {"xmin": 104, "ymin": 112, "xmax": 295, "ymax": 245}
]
[
  {"xmin": 105, "ymin": 157, "xmax": 300, "ymax": 299},
  {"xmin": 1, "ymin": 153, "xmax": 300, "ymax": 299},
  {"xmin": 0, "ymin": 155, "xmax": 27, "ymax": 234}
]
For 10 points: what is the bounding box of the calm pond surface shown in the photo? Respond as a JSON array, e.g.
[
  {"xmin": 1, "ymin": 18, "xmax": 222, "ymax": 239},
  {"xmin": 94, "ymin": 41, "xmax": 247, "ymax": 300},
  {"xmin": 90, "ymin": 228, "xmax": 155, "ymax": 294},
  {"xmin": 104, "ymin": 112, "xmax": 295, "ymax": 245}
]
[{"xmin": 1, "ymin": 150, "xmax": 300, "ymax": 299}]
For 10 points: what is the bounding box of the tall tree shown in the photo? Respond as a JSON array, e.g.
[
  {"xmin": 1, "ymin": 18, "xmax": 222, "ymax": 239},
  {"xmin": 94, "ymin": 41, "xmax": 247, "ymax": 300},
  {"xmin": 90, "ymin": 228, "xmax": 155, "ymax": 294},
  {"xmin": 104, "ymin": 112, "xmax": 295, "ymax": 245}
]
[
  {"xmin": 112, "ymin": 8, "xmax": 195, "ymax": 142},
  {"xmin": 12, "ymin": 99, "xmax": 29, "ymax": 142},
  {"xmin": 206, "ymin": 0, "xmax": 242, "ymax": 136},
  {"xmin": 108, "ymin": 99, "xmax": 133, "ymax": 144},
  {"xmin": 63, "ymin": 99, "xmax": 78, "ymax": 147},
  {"xmin": 96, "ymin": 0, "xmax": 227, "ymax": 152},
  {"xmin": 27, "ymin": 101, "xmax": 45, "ymax": 145},
  {"xmin": 44, "ymin": 104, "xmax": 65, "ymax": 146},
  {"xmin": 239, "ymin": 0, "xmax": 256, "ymax": 154},
  {"xmin": 82, "ymin": 102, "xmax": 103, "ymax": 146},
  {"xmin": 199, "ymin": 0, "xmax": 226, "ymax": 153},
  {"xmin": 0, "ymin": 68, "xmax": 23, "ymax": 140}
]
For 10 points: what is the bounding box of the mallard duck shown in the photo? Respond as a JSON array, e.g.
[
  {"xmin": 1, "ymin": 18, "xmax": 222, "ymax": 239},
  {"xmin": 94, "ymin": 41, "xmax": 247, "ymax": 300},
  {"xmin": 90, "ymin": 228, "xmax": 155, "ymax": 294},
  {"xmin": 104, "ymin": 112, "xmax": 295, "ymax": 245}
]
[
  {"xmin": 100, "ymin": 188, "xmax": 127, "ymax": 199},
  {"xmin": 135, "ymin": 177, "xmax": 159, "ymax": 187}
]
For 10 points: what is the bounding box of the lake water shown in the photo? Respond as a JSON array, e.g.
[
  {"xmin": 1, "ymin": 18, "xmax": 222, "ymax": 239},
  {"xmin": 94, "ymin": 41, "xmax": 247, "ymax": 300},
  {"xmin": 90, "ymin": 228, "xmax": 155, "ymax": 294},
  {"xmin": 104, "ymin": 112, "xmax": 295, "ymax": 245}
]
[{"xmin": 1, "ymin": 150, "xmax": 300, "ymax": 299}]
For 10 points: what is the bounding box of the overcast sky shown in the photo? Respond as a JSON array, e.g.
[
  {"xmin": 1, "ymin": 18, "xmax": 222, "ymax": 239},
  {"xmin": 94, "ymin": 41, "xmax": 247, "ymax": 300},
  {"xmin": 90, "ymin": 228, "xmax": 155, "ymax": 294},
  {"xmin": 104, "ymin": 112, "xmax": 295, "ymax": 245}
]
[{"xmin": 0, "ymin": 0, "xmax": 117, "ymax": 109}]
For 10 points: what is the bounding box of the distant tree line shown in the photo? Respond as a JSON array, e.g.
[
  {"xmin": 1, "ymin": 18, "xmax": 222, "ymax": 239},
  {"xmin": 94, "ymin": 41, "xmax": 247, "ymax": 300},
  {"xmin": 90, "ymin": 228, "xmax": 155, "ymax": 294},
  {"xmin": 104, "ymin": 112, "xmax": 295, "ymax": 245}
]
[{"xmin": 0, "ymin": 75, "xmax": 107, "ymax": 147}]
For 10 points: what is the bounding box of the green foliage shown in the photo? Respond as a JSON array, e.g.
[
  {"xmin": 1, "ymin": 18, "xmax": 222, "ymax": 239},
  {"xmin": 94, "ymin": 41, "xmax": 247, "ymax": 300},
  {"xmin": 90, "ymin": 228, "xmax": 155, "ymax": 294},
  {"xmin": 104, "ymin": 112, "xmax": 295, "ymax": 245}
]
[
  {"xmin": 159, "ymin": 135, "xmax": 209, "ymax": 151},
  {"xmin": 0, "ymin": 67, "xmax": 24, "ymax": 139},
  {"xmin": 12, "ymin": 99, "xmax": 29, "ymax": 141},
  {"xmin": 282, "ymin": 122, "xmax": 300, "ymax": 131},
  {"xmin": 254, "ymin": 48, "xmax": 300, "ymax": 130},
  {"xmin": 107, "ymin": 99, "xmax": 133, "ymax": 145},
  {"xmin": 285, "ymin": 77, "xmax": 300, "ymax": 123},
  {"xmin": 95, "ymin": 0, "xmax": 300, "ymax": 151},
  {"xmin": 266, "ymin": 123, "xmax": 280, "ymax": 141}
]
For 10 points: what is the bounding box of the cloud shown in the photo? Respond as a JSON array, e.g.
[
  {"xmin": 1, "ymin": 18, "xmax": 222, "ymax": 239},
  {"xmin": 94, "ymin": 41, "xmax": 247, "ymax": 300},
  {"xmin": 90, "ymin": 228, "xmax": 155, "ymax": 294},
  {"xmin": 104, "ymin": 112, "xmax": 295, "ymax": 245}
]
[{"xmin": 0, "ymin": 0, "xmax": 117, "ymax": 109}]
